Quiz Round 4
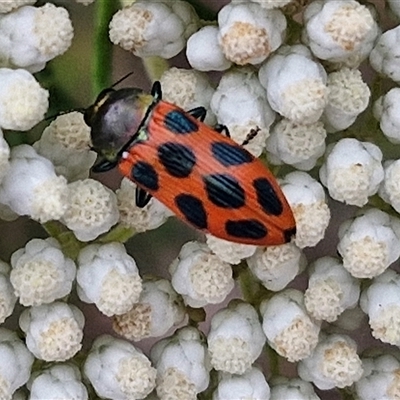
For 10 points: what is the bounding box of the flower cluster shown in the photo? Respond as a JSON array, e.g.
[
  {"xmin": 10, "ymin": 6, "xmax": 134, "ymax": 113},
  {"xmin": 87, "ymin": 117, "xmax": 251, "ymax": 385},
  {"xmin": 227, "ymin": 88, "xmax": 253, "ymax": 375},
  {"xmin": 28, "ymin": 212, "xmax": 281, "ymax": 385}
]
[{"xmin": 0, "ymin": 0, "xmax": 399, "ymax": 399}]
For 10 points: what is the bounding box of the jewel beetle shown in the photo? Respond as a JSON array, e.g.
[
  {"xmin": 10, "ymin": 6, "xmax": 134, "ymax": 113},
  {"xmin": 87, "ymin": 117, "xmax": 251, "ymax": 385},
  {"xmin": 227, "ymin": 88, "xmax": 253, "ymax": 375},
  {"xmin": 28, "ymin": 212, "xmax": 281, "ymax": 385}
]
[{"xmin": 84, "ymin": 81, "xmax": 296, "ymax": 246}]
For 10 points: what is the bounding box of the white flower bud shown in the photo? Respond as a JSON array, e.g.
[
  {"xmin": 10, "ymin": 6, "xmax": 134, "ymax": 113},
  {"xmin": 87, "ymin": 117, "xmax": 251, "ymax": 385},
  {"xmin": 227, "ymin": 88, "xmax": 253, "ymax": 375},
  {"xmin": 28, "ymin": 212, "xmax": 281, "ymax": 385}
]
[
  {"xmin": 0, "ymin": 145, "xmax": 68, "ymax": 222},
  {"xmin": 151, "ymin": 327, "xmax": 210, "ymax": 399},
  {"xmin": 218, "ymin": 2, "xmax": 286, "ymax": 65},
  {"xmin": 270, "ymin": 377, "xmax": 321, "ymax": 400},
  {"xmin": 208, "ymin": 301, "xmax": 266, "ymax": 375},
  {"xmin": 77, "ymin": 242, "xmax": 142, "ymax": 316},
  {"xmin": 260, "ymin": 289, "xmax": 321, "ymax": 362},
  {"xmin": 169, "ymin": 241, "xmax": 234, "ymax": 308},
  {"xmin": 259, "ymin": 44, "xmax": 328, "ymax": 123},
  {"xmin": 379, "ymin": 160, "xmax": 400, "ymax": 212},
  {"xmin": 10, "ymin": 238, "xmax": 76, "ymax": 306},
  {"xmin": 238, "ymin": 0, "xmax": 292, "ymax": 9},
  {"xmin": 0, "ymin": 129, "xmax": 9, "ymax": 184},
  {"xmin": 298, "ymin": 333, "xmax": 363, "ymax": 390},
  {"xmin": 338, "ymin": 209, "xmax": 400, "ymax": 278},
  {"xmin": 84, "ymin": 335, "xmax": 156, "ymax": 400},
  {"xmin": 19, "ymin": 302, "xmax": 84, "ymax": 362},
  {"xmin": 319, "ymin": 138, "xmax": 384, "ymax": 207},
  {"xmin": 0, "ymin": 1, "xmax": 35, "ymax": 13},
  {"xmin": 247, "ymin": 243, "xmax": 306, "ymax": 291},
  {"xmin": 0, "ymin": 260, "xmax": 16, "ymax": 324}
]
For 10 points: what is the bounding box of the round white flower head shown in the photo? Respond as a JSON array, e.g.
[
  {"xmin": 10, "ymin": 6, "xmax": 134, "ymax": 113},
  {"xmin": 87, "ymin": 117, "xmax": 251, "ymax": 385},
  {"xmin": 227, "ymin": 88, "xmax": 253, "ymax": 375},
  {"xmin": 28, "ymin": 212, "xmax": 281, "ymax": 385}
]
[
  {"xmin": 370, "ymin": 25, "xmax": 400, "ymax": 83},
  {"xmin": 169, "ymin": 241, "xmax": 234, "ymax": 308},
  {"xmin": 10, "ymin": 237, "xmax": 76, "ymax": 307},
  {"xmin": 28, "ymin": 363, "xmax": 88, "ymax": 400},
  {"xmin": 187, "ymin": 25, "xmax": 232, "ymax": 72},
  {"xmin": 323, "ymin": 68, "xmax": 370, "ymax": 133},
  {"xmin": 373, "ymin": 88, "xmax": 400, "ymax": 144},
  {"xmin": 236, "ymin": 0, "xmax": 292, "ymax": 9},
  {"xmin": 337, "ymin": 209, "xmax": 400, "ymax": 278},
  {"xmin": 379, "ymin": 160, "xmax": 400, "ymax": 213},
  {"xmin": 218, "ymin": 2, "xmax": 286, "ymax": 65},
  {"xmin": 280, "ymin": 172, "xmax": 330, "ymax": 248},
  {"xmin": 270, "ymin": 377, "xmax": 321, "ymax": 400},
  {"xmin": 213, "ymin": 367, "xmax": 270, "ymax": 400},
  {"xmin": 159, "ymin": 67, "xmax": 215, "ymax": 125},
  {"xmin": 210, "ymin": 68, "xmax": 274, "ymax": 157},
  {"xmin": 207, "ymin": 300, "xmax": 266, "ymax": 375},
  {"xmin": 0, "ymin": 260, "xmax": 16, "ymax": 324},
  {"xmin": 109, "ymin": 0, "xmax": 199, "ymax": 59},
  {"xmin": 117, "ymin": 178, "xmax": 171, "ymax": 232},
  {"xmin": 304, "ymin": 256, "xmax": 360, "ymax": 322},
  {"xmin": 355, "ymin": 354, "xmax": 400, "ymax": 400},
  {"xmin": 0, "ymin": 69, "xmax": 48, "ymax": 130},
  {"xmin": 266, "ymin": 119, "xmax": 326, "ymax": 171},
  {"xmin": 151, "ymin": 327, "xmax": 210, "ymax": 399},
  {"xmin": 303, "ymin": 0, "xmax": 379, "ymax": 65},
  {"xmin": 360, "ymin": 269, "xmax": 400, "ymax": 346},
  {"xmin": 0, "ymin": 328, "xmax": 34, "ymax": 399},
  {"xmin": 0, "ymin": 129, "xmax": 10, "ymax": 184},
  {"xmin": 0, "ymin": 1, "xmax": 35, "ymax": 13},
  {"xmin": 0, "ymin": 3, "xmax": 73, "ymax": 72},
  {"xmin": 84, "ymin": 334, "xmax": 156, "ymax": 400},
  {"xmin": 319, "ymin": 138, "xmax": 384, "ymax": 207},
  {"xmin": 247, "ymin": 243, "xmax": 307, "ymax": 291},
  {"xmin": 259, "ymin": 44, "xmax": 328, "ymax": 123},
  {"xmin": 298, "ymin": 333, "xmax": 363, "ymax": 390},
  {"xmin": 77, "ymin": 242, "xmax": 142, "ymax": 316},
  {"xmin": 0, "ymin": 145, "xmax": 68, "ymax": 222},
  {"xmin": 0, "ymin": 202, "xmax": 18, "ymax": 222},
  {"xmin": 113, "ymin": 277, "xmax": 186, "ymax": 341},
  {"xmin": 61, "ymin": 178, "xmax": 119, "ymax": 241},
  {"xmin": 19, "ymin": 301, "xmax": 84, "ymax": 362},
  {"xmin": 260, "ymin": 289, "xmax": 321, "ymax": 362}
]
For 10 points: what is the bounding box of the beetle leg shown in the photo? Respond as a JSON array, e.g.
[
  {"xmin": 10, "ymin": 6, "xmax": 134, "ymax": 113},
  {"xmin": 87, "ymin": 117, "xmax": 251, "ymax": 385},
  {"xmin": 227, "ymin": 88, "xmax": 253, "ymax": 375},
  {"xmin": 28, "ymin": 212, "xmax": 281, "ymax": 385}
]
[
  {"xmin": 136, "ymin": 187, "xmax": 152, "ymax": 208},
  {"xmin": 214, "ymin": 124, "xmax": 231, "ymax": 138},
  {"xmin": 151, "ymin": 81, "xmax": 162, "ymax": 100},
  {"xmin": 241, "ymin": 127, "xmax": 260, "ymax": 146},
  {"xmin": 187, "ymin": 106, "xmax": 207, "ymax": 121}
]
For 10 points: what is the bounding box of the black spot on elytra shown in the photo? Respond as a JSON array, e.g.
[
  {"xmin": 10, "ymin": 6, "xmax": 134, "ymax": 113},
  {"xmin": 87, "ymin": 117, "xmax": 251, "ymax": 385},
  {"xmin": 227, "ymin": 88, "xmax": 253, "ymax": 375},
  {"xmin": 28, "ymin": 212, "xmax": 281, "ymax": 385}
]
[
  {"xmin": 284, "ymin": 226, "xmax": 296, "ymax": 243},
  {"xmin": 211, "ymin": 142, "xmax": 253, "ymax": 167},
  {"xmin": 225, "ymin": 219, "xmax": 268, "ymax": 239},
  {"xmin": 164, "ymin": 110, "xmax": 198, "ymax": 134},
  {"xmin": 203, "ymin": 173, "xmax": 245, "ymax": 209},
  {"xmin": 131, "ymin": 161, "xmax": 159, "ymax": 191},
  {"xmin": 175, "ymin": 194, "xmax": 208, "ymax": 229},
  {"xmin": 158, "ymin": 142, "xmax": 196, "ymax": 178},
  {"xmin": 253, "ymin": 177, "xmax": 283, "ymax": 216}
]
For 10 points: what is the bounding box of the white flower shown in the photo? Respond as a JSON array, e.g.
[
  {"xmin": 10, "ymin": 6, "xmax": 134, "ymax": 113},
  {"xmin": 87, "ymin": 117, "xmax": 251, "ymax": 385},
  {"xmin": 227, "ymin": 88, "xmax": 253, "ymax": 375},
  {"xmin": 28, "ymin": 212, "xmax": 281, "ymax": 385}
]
[
  {"xmin": 75, "ymin": 0, "xmax": 95, "ymax": 4},
  {"xmin": 0, "ymin": 129, "xmax": 9, "ymax": 184},
  {"xmin": 113, "ymin": 277, "xmax": 186, "ymax": 341},
  {"xmin": 270, "ymin": 377, "xmax": 321, "ymax": 400},
  {"xmin": 303, "ymin": 0, "xmax": 379, "ymax": 65},
  {"xmin": 169, "ymin": 241, "xmax": 234, "ymax": 308},
  {"xmin": 370, "ymin": 25, "xmax": 400, "ymax": 83},
  {"xmin": 0, "ymin": 328, "xmax": 34, "ymax": 399},
  {"xmin": 379, "ymin": 160, "xmax": 400, "ymax": 213},
  {"xmin": 298, "ymin": 333, "xmax": 363, "ymax": 390},
  {"xmin": 259, "ymin": 44, "xmax": 328, "ymax": 123},
  {"xmin": 218, "ymin": 2, "xmax": 286, "ymax": 65},
  {"xmin": 116, "ymin": 178, "xmax": 171, "ymax": 232},
  {"xmin": 0, "ymin": 1, "xmax": 35, "ymax": 13},
  {"xmin": 0, "ymin": 69, "xmax": 48, "ymax": 130},
  {"xmin": 304, "ymin": 257, "xmax": 360, "ymax": 322},
  {"xmin": 360, "ymin": 269, "xmax": 400, "ymax": 346},
  {"xmin": 19, "ymin": 301, "xmax": 84, "ymax": 362},
  {"xmin": 84, "ymin": 335, "xmax": 156, "ymax": 400},
  {"xmin": 0, "ymin": 3, "xmax": 73, "ymax": 72},
  {"xmin": 28, "ymin": 363, "xmax": 88, "ymax": 400},
  {"xmin": 187, "ymin": 26, "xmax": 232, "ymax": 72},
  {"xmin": 337, "ymin": 209, "xmax": 400, "ymax": 278},
  {"xmin": 355, "ymin": 354, "xmax": 400, "ymax": 400},
  {"xmin": 77, "ymin": 242, "xmax": 142, "ymax": 316},
  {"xmin": 280, "ymin": 172, "xmax": 330, "ymax": 248},
  {"xmin": 10, "ymin": 238, "xmax": 76, "ymax": 306},
  {"xmin": 109, "ymin": 0, "xmax": 199, "ymax": 59},
  {"xmin": 266, "ymin": 119, "xmax": 326, "ymax": 171},
  {"xmin": 0, "ymin": 145, "xmax": 68, "ymax": 222},
  {"xmin": 207, "ymin": 301, "xmax": 266, "ymax": 375},
  {"xmin": 151, "ymin": 327, "xmax": 210, "ymax": 399},
  {"xmin": 373, "ymin": 88, "xmax": 400, "ymax": 144},
  {"xmin": 247, "ymin": 243, "xmax": 306, "ymax": 291},
  {"xmin": 213, "ymin": 367, "xmax": 270, "ymax": 400},
  {"xmin": 210, "ymin": 68, "xmax": 274, "ymax": 157},
  {"xmin": 0, "ymin": 260, "xmax": 16, "ymax": 325},
  {"xmin": 238, "ymin": 0, "xmax": 292, "ymax": 9},
  {"xmin": 260, "ymin": 289, "xmax": 320, "ymax": 362},
  {"xmin": 61, "ymin": 178, "xmax": 119, "ymax": 241},
  {"xmin": 319, "ymin": 138, "xmax": 384, "ymax": 207}
]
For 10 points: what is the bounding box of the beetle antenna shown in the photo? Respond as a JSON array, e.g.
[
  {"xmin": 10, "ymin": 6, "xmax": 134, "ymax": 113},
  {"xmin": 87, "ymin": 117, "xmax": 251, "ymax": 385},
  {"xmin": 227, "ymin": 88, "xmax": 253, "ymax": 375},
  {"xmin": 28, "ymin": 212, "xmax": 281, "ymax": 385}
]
[{"xmin": 111, "ymin": 71, "xmax": 134, "ymax": 88}]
